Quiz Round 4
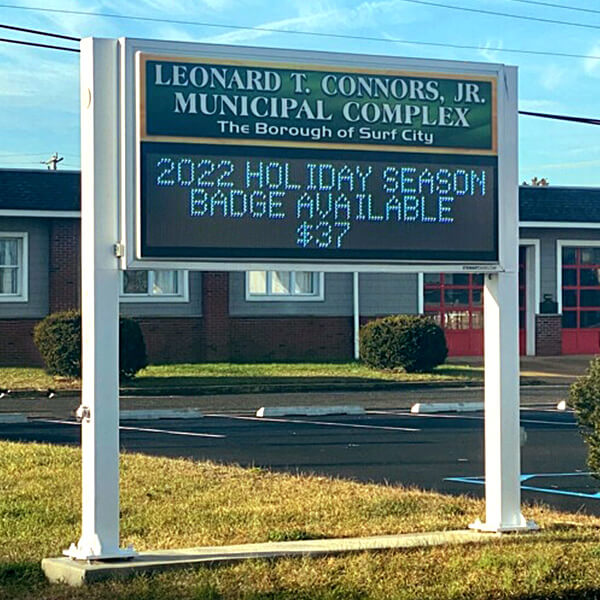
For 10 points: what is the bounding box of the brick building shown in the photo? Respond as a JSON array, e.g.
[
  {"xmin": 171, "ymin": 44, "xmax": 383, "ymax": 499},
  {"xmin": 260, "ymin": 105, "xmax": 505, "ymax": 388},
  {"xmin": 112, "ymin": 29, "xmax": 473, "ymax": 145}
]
[{"xmin": 1, "ymin": 168, "xmax": 599, "ymax": 366}]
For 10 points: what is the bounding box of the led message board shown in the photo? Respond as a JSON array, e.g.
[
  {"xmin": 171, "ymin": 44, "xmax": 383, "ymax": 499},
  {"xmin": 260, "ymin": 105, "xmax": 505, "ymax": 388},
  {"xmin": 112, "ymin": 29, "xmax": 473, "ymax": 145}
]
[
  {"xmin": 129, "ymin": 47, "xmax": 504, "ymax": 268},
  {"xmin": 141, "ymin": 143, "xmax": 496, "ymax": 262}
]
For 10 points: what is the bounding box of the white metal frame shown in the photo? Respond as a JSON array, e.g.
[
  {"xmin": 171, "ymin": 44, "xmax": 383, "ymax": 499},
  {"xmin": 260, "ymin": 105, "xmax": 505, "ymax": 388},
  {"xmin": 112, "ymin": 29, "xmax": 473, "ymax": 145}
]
[
  {"xmin": 521, "ymin": 221, "xmax": 600, "ymax": 230},
  {"xmin": 66, "ymin": 38, "xmax": 135, "ymax": 561},
  {"xmin": 0, "ymin": 210, "xmax": 80, "ymax": 218},
  {"xmin": 473, "ymin": 65, "xmax": 534, "ymax": 533},
  {"xmin": 69, "ymin": 37, "xmax": 533, "ymax": 564},
  {"xmin": 519, "ymin": 239, "xmax": 540, "ymax": 356},
  {"xmin": 120, "ymin": 269, "xmax": 189, "ymax": 303},
  {"xmin": 245, "ymin": 271, "xmax": 324, "ymax": 302},
  {"xmin": 0, "ymin": 232, "xmax": 28, "ymax": 302},
  {"xmin": 119, "ymin": 37, "xmax": 504, "ymax": 274},
  {"xmin": 353, "ymin": 272, "xmax": 360, "ymax": 360}
]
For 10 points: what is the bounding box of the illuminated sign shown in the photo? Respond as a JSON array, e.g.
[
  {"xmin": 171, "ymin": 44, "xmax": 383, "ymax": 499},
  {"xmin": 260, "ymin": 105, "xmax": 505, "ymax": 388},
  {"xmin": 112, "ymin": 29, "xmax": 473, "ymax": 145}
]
[
  {"xmin": 141, "ymin": 143, "xmax": 497, "ymax": 262},
  {"xmin": 130, "ymin": 49, "xmax": 504, "ymax": 268},
  {"xmin": 140, "ymin": 56, "xmax": 497, "ymax": 154}
]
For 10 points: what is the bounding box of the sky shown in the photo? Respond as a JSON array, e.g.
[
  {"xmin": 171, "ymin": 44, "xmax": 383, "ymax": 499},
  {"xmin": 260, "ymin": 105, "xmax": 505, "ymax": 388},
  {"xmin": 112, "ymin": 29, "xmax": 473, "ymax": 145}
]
[{"xmin": 0, "ymin": 0, "xmax": 599, "ymax": 186}]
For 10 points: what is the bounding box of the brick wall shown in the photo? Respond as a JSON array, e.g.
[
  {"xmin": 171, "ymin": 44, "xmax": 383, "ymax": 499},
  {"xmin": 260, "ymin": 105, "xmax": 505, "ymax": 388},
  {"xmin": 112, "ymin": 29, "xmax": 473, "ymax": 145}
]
[
  {"xmin": 230, "ymin": 317, "xmax": 353, "ymax": 361},
  {"xmin": 0, "ymin": 320, "xmax": 43, "ymax": 366},
  {"xmin": 135, "ymin": 315, "xmax": 354, "ymax": 363},
  {"xmin": 535, "ymin": 314, "xmax": 562, "ymax": 356},
  {"xmin": 201, "ymin": 272, "xmax": 230, "ymax": 361},
  {"xmin": 137, "ymin": 318, "xmax": 204, "ymax": 363},
  {"xmin": 49, "ymin": 219, "xmax": 80, "ymax": 312}
]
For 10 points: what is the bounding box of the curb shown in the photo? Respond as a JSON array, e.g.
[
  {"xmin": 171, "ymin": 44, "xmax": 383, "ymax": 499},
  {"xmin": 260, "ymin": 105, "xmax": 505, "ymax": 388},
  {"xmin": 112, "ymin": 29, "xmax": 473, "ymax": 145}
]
[
  {"xmin": 42, "ymin": 529, "xmax": 494, "ymax": 586},
  {"xmin": 411, "ymin": 402, "xmax": 484, "ymax": 414},
  {"xmin": 4, "ymin": 378, "xmax": 558, "ymax": 399},
  {"xmin": 256, "ymin": 405, "xmax": 365, "ymax": 418},
  {"xmin": 0, "ymin": 413, "xmax": 27, "ymax": 424},
  {"xmin": 119, "ymin": 409, "xmax": 203, "ymax": 420}
]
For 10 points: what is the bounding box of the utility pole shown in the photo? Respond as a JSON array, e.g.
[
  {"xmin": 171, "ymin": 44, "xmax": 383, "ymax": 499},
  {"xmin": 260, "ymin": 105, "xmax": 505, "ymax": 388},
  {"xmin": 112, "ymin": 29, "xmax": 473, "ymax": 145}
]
[{"xmin": 41, "ymin": 152, "xmax": 64, "ymax": 170}]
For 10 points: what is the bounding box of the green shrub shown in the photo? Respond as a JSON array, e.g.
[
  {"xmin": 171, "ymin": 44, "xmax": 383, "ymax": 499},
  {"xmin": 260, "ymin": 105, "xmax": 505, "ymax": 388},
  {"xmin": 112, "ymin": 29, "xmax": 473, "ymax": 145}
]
[
  {"xmin": 359, "ymin": 314, "xmax": 447, "ymax": 373},
  {"xmin": 118, "ymin": 316, "xmax": 148, "ymax": 379},
  {"xmin": 569, "ymin": 356, "xmax": 600, "ymax": 478},
  {"xmin": 33, "ymin": 311, "xmax": 148, "ymax": 379}
]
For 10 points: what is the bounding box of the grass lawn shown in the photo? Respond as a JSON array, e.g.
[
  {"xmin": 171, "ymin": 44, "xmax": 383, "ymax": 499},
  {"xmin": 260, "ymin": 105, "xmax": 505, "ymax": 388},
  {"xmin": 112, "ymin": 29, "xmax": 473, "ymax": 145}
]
[
  {"xmin": 2, "ymin": 441, "xmax": 600, "ymax": 599},
  {"xmin": 0, "ymin": 362, "xmax": 483, "ymax": 391}
]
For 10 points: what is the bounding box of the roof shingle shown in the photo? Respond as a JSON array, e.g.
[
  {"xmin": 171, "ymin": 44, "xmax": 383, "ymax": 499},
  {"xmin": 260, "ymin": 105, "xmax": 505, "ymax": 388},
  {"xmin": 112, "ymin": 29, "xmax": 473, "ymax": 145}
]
[{"xmin": 0, "ymin": 169, "xmax": 80, "ymax": 211}]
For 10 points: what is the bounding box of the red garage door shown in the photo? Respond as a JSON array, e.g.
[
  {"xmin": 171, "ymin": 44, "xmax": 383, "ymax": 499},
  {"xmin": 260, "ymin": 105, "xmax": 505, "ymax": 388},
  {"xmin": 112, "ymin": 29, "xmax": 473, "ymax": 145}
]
[
  {"xmin": 561, "ymin": 246, "xmax": 600, "ymax": 354},
  {"xmin": 424, "ymin": 248, "xmax": 527, "ymax": 356}
]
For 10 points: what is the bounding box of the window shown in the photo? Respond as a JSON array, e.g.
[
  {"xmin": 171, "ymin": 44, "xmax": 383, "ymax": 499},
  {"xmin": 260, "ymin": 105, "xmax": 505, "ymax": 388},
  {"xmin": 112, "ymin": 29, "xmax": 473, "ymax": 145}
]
[
  {"xmin": 0, "ymin": 233, "xmax": 27, "ymax": 302},
  {"xmin": 561, "ymin": 245, "xmax": 600, "ymax": 329},
  {"xmin": 246, "ymin": 271, "xmax": 324, "ymax": 301},
  {"xmin": 120, "ymin": 270, "xmax": 188, "ymax": 302},
  {"xmin": 423, "ymin": 272, "xmax": 483, "ymax": 330},
  {"xmin": 423, "ymin": 250, "xmax": 527, "ymax": 331}
]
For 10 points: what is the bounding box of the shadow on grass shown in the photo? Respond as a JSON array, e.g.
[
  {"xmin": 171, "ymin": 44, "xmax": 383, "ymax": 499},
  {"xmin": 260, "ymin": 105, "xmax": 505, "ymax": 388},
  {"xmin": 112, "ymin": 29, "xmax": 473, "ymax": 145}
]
[
  {"xmin": 126, "ymin": 375, "xmax": 392, "ymax": 389},
  {"xmin": 432, "ymin": 366, "xmax": 483, "ymax": 379},
  {"xmin": 0, "ymin": 561, "xmax": 45, "ymax": 586},
  {"xmin": 514, "ymin": 592, "xmax": 600, "ymax": 600},
  {"xmin": 125, "ymin": 367, "xmax": 483, "ymax": 392}
]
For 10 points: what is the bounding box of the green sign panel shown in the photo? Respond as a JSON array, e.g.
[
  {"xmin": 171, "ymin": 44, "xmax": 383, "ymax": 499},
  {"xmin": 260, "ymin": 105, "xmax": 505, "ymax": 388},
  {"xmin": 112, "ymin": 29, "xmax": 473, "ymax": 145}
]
[{"xmin": 141, "ymin": 56, "xmax": 496, "ymax": 154}]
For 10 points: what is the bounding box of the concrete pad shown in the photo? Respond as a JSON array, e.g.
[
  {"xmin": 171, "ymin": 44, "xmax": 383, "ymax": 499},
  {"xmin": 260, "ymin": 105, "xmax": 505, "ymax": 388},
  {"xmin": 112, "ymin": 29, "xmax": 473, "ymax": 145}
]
[
  {"xmin": 0, "ymin": 413, "xmax": 27, "ymax": 424},
  {"xmin": 411, "ymin": 402, "xmax": 484, "ymax": 414},
  {"xmin": 42, "ymin": 529, "xmax": 495, "ymax": 586},
  {"xmin": 119, "ymin": 409, "xmax": 203, "ymax": 420},
  {"xmin": 256, "ymin": 405, "xmax": 365, "ymax": 417}
]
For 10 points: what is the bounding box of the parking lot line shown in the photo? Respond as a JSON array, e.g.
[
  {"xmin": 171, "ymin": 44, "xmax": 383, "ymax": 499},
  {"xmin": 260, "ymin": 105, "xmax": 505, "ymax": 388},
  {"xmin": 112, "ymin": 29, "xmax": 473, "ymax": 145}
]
[
  {"xmin": 36, "ymin": 418, "xmax": 226, "ymax": 439},
  {"xmin": 446, "ymin": 472, "xmax": 600, "ymax": 500},
  {"xmin": 520, "ymin": 406, "xmax": 570, "ymax": 413},
  {"xmin": 368, "ymin": 409, "xmax": 577, "ymax": 427},
  {"xmin": 205, "ymin": 414, "xmax": 420, "ymax": 432}
]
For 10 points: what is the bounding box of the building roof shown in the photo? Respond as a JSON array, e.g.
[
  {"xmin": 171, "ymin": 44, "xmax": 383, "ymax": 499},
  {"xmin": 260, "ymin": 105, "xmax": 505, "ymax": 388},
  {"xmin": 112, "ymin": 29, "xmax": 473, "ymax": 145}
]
[
  {"xmin": 0, "ymin": 168, "xmax": 80, "ymax": 212},
  {"xmin": 519, "ymin": 185, "xmax": 600, "ymax": 223},
  {"xmin": 1, "ymin": 169, "xmax": 600, "ymax": 223}
]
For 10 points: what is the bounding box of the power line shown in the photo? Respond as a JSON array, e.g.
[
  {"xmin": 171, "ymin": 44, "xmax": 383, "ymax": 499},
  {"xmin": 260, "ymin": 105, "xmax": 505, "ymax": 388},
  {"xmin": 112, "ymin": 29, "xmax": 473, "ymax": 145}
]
[
  {"xmin": 0, "ymin": 5, "xmax": 600, "ymax": 62},
  {"xmin": 0, "ymin": 37, "xmax": 78, "ymax": 51},
  {"xmin": 519, "ymin": 110, "xmax": 600, "ymax": 126},
  {"xmin": 396, "ymin": 0, "xmax": 600, "ymax": 31},
  {"xmin": 0, "ymin": 23, "xmax": 79, "ymax": 41},
  {"xmin": 504, "ymin": 0, "xmax": 600, "ymax": 16},
  {"xmin": 0, "ymin": 152, "xmax": 50, "ymax": 158}
]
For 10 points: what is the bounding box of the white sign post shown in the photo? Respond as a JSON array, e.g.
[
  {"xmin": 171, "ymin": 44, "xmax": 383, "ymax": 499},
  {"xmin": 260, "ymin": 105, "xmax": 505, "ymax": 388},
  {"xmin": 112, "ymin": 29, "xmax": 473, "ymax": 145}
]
[
  {"xmin": 64, "ymin": 38, "xmax": 535, "ymax": 562},
  {"xmin": 65, "ymin": 38, "xmax": 135, "ymax": 560},
  {"xmin": 474, "ymin": 68, "xmax": 535, "ymax": 532}
]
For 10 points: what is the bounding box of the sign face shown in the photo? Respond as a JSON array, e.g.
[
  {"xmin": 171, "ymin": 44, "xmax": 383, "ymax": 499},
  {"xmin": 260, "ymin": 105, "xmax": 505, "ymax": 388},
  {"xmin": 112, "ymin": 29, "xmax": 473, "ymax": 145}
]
[
  {"xmin": 141, "ymin": 143, "xmax": 496, "ymax": 262},
  {"xmin": 141, "ymin": 56, "xmax": 496, "ymax": 154},
  {"xmin": 132, "ymin": 48, "xmax": 503, "ymax": 268}
]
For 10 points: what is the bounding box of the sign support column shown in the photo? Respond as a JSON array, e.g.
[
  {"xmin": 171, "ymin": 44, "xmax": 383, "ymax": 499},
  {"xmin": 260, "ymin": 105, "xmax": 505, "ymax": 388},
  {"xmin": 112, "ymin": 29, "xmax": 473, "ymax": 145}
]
[
  {"xmin": 471, "ymin": 270, "xmax": 535, "ymax": 532},
  {"xmin": 471, "ymin": 65, "xmax": 536, "ymax": 533},
  {"xmin": 65, "ymin": 37, "xmax": 135, "ymax": 560}
]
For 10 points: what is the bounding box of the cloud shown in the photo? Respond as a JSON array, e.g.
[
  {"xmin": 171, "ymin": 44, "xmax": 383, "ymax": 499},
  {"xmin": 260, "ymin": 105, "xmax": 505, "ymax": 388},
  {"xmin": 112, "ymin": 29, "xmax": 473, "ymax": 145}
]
[
  {"xmin": 477, "ymin": 39, "xmax": 503, "ymax": 63},
  {"xmin": 131, "ymin": 0, "xmax": 234, "ymax": 12},
  {"xmin": 518, "ymin": 99, "xmax": 562, "ymax": 113},
  {"xmin": 538, "ymin": 63, "xmax": 568, "ymax": 91},
  {"xmin": 0, "ymin": 44, "xmax": 78, "ymax": 109},
  {"xmin": 200, "ymin": 0, "xmax": 410, "ymax": 46},
  {"xmin": 523, "ymin": 158, "xmax": 600, "ymax": 172},
  {"xmin": 584, "ymin": 43, "xmax": 600, "ymax": 77}
]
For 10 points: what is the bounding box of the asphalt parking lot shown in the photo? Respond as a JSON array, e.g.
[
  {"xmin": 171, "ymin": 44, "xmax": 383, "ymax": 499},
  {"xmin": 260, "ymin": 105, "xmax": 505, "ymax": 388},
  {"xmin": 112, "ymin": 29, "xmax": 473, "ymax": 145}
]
[{"xmin": 1, "ymin": 404, "xmax": 597, "ymax": 516}]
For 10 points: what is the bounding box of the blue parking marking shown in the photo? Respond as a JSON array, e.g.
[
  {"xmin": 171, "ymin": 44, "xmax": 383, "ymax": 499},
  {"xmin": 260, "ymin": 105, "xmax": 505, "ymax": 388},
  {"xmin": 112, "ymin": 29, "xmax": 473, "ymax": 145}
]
[{"xmin": 446, "ymin": 472, "xmax": 600, "ymax": 500}]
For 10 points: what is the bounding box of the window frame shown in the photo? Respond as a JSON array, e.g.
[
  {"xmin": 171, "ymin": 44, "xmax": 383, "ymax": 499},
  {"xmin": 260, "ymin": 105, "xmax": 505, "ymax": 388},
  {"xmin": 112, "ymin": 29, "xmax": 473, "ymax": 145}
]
[
  {"xmin": 0, "ymin": 232, "xmax": 28, "ymax": 303},
  {"xmin": 557, "ymin": 241, "xmax": 600, "ymax": 329},
  {"xmin": 245, "ymin": 271, "xmax": 324, "ymax": 302},
  {"xmin": 120, "ymin": 269, "xmax": 189, "ymax": 303}
]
